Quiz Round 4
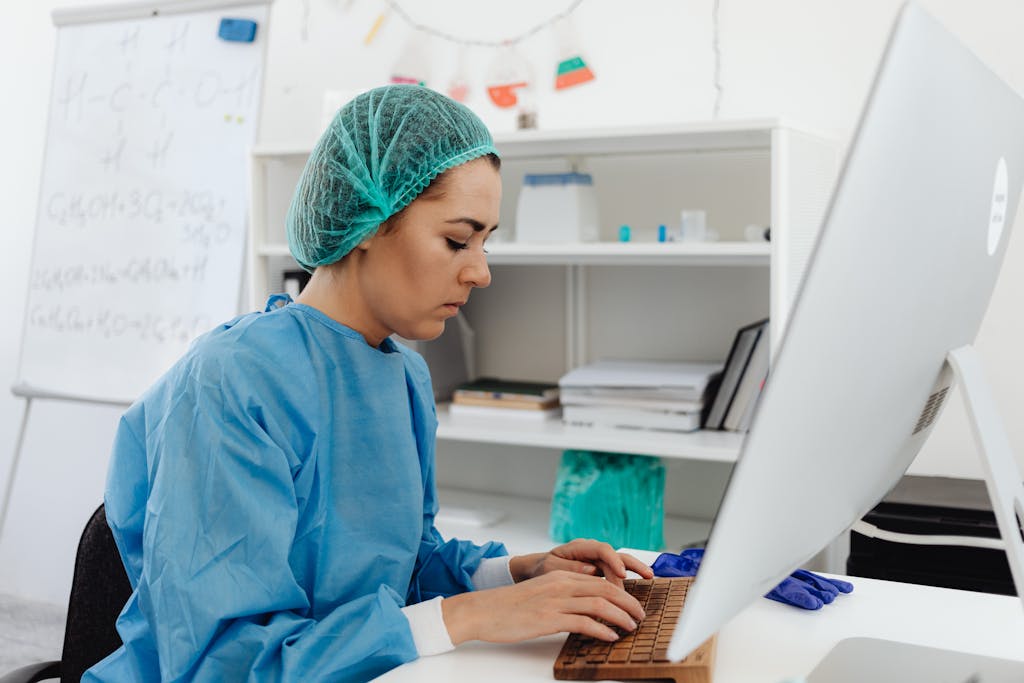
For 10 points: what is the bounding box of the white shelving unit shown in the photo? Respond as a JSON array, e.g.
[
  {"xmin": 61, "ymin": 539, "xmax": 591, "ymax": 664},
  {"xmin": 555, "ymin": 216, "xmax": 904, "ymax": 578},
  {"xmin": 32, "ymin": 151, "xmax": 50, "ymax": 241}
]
[
  {"xmin": 436, "ymin": 403, "xmax": 743, "ymax": 462},
  {"xmin": 248, "ymin": 119, "xmax": 839, "ymax": 553},
  {"xmin": 479, "ymin": 241, "xmax": 769, "ymax": 266},
  {"xmin": 255, "ymin": 239, "xmax": 769, "ymax": 266}
]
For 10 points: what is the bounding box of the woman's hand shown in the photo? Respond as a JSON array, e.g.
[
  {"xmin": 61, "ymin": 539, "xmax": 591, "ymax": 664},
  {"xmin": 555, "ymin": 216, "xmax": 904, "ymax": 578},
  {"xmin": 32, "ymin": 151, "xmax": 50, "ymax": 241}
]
[
  {"xmin": 441, "ymin": 570, "xmax": 646, "ymax": 645},
  {"xmin": 508, "ymin": 539, "xmax": 654, "ymax": 588}
]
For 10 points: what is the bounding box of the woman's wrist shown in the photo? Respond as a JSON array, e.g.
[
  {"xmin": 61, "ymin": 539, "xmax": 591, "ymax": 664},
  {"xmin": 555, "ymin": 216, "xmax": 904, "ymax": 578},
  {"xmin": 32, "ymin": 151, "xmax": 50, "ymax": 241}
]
[
  {"xmin": 508, "ymin": 553, "xmax": 542, "ymax": 583},
  {"xmin": 440, "ymin": 592, "xmax": 478, "ymax": 645}
]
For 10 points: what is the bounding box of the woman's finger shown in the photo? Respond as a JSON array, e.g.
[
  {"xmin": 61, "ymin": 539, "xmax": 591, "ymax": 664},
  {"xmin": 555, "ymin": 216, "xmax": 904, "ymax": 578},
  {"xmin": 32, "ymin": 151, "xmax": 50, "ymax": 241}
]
[
  {"xmin": 557, "ymin": 559, "xmax": 598, "ymax": 576},
  {"xmin": 561, "ymin": 539, "xmax": 628, "ymax": 579},
  {"xmin": 592, "ymin": 560, "xmax": 624, "ymax": 588},
  {"xmin": 620, "ymin": 553, "xmax": 655, "ymax": 578},
  {"xmin": 556, "ymin": 614, "xmax": 620, "ymax": 642},
  {"xmin": 560, "ymin": 573, "xmax": 646, "ymax": 622},
  {"xmin": 560, "ymin": 596, "xmax": 638, "ymax": 635}
]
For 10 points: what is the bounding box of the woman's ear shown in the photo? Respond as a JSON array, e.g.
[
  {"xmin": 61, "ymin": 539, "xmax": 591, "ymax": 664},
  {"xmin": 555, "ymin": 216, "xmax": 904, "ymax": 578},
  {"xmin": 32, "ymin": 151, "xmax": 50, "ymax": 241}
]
[{"xmin": 356, "ymin": 222, "xmax": 391, "ymax": 252}]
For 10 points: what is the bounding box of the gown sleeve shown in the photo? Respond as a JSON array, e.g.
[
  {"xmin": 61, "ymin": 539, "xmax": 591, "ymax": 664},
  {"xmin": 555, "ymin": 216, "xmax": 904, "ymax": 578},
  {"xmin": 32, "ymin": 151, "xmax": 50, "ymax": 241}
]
[
  {"xmin": 407, "ymin": 498, "xmax": 509, "ymax": 603},
  {"xmin": 101, "ymin": 356, "xmax": 421, "ymax": 683},
  {"xmin": 396, "ymin": 346, "xmax": 510, "ymax": 604}
]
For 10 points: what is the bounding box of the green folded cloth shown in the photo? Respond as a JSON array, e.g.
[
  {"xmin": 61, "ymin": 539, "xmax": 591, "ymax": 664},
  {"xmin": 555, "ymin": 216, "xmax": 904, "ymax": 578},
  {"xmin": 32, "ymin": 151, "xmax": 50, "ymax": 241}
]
[{"xmin": 550, "ymin": 450, "xmax": 665, "ymax": 551}]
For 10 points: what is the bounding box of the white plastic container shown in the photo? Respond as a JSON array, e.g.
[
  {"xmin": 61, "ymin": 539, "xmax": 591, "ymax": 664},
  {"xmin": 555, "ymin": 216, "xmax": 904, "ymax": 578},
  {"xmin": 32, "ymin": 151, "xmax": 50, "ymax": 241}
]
[{"xmin": 515, "ymin": 172, "xmax": 599, "ymax": 243}]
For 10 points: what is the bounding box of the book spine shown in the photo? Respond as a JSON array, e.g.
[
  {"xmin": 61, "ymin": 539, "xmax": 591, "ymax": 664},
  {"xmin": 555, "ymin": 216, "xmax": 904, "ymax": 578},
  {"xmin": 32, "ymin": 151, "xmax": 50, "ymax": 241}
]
[
  {"xmin": 706, "ymin": 320, "xmax": 767, "ymax": 429},
  {"xmin": 562, "ymin": 406, "xmax": 700, "ymax": 432},
  {"xmin": 452, "ymin": 394, "xmax": 558, "ymax": 410},
  {"xmin": 448, "ymin": 403, "xmax": 562, "ymax": 420},
  {"xmin": 453, "ymin": 389, "xmax": 558, "ymax": 401}
]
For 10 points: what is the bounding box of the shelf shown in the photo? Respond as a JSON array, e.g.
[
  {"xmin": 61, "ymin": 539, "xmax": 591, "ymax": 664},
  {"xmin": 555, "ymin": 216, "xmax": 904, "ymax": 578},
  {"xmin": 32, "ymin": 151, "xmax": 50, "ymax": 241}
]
[
  {"xmin": 436, "ymin": 403, "xmax": 743, "ymax": 463},
  {"xmin": 491, "ymin": 119, "xmax": 785, "ymax": 159},
  {"xmin": 256, "ymin": 241, "xmax": 770, "ymax": 266},
  {"xmin": 257, "ymin": 243, "xmax": 293, "ymax": 257},
  {"xmin": 252, "ymin": 146, "xmax": 312, "ymax": 160},
  {"xmin": 434, "ymin": 487, "xmax": 712, "ymax": 556},
  {"xmin": 484, "ymin": 241, "xmax": 769, "ymax": 266},
  {"xmin": 250, "ymin": 118, "xmax": 827, "ymax": 162}
]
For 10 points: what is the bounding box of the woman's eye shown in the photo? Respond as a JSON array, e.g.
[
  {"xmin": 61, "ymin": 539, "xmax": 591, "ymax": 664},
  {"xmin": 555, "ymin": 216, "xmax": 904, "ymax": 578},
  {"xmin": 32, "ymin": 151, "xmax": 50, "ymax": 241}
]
[{"xmin": 446, "ymin": 238, "xmax": 469, "ymax": 251}]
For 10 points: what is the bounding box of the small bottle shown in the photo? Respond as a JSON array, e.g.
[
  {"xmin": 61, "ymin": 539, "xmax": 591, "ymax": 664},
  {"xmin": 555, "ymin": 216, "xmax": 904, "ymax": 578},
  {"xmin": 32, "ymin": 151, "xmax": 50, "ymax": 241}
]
[
  {"xmin": 619, "ymin": 225, "xmax": 631, "ymax": 242},
  {"xmin": 680, "ymin": 209, "xmax": 707, "ymax": 242},
  {"xmin": 657, "ymin": 224, "xmax": 667, "ymax": 242},
  {"xmin": 515, "ymin": 87, "xmax": 539, "ymax": 130}
]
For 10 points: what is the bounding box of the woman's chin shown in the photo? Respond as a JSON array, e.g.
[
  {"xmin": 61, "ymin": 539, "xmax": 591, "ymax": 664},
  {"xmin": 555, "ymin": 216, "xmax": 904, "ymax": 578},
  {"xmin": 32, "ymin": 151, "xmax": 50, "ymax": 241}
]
[{"xmin": 395, "ymin": 321, "xmax": 446, "ymax": 343}]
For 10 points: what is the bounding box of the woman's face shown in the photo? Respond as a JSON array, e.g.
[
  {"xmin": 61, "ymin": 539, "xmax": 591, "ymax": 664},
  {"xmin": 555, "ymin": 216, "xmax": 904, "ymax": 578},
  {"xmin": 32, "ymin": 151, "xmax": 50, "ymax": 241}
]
[{"xmin": 355, "ymin": 157, "xmax": 501, "ymax": 343}]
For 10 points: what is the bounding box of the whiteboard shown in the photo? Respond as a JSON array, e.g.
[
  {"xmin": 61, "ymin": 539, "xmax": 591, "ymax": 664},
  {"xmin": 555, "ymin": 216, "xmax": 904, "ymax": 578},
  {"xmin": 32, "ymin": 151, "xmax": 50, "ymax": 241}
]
[{"xmin": 14, "ymin": 1, "xmax": 270, "ymax": 405}]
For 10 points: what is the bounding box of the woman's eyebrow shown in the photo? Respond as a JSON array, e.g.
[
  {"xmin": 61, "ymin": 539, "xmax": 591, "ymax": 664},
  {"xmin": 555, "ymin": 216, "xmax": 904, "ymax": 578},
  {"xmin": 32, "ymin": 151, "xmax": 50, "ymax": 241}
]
[{"xmin": 445, "ymin": 217, "xmax": 500, "ymax": 232}]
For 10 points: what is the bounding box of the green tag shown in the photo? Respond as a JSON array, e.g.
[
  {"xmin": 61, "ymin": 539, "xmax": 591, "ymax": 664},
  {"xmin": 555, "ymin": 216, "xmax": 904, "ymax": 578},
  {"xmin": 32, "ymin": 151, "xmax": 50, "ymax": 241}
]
[{"xmin": 557, "ymin": 56, "xmax": 586, "ymax": 75}]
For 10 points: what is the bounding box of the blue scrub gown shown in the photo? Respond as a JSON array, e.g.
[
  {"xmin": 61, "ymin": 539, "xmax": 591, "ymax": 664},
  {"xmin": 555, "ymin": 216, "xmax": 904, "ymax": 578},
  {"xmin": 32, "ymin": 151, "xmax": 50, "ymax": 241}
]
[{"xmin": 83, "ymin": 296, "xmax": 507, "ymax": 682}]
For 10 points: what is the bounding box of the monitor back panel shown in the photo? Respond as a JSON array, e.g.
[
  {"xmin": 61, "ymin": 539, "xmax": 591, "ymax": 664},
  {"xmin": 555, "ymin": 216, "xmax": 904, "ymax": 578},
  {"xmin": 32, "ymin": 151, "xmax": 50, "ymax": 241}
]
[{"xmin": 669, "ymin": 2, "xmax": 1024, "ymax": 660}]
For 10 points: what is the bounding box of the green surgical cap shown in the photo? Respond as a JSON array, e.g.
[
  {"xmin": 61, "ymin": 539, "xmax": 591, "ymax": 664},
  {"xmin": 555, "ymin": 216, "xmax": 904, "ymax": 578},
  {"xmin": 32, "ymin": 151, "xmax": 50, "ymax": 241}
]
[{"xmin": 286, "ymin": 84, "xmax": 500, "ymax": 271}]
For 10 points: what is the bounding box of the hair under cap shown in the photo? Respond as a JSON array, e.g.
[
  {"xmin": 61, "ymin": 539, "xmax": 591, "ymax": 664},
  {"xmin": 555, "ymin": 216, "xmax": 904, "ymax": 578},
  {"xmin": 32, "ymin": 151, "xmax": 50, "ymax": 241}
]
[{"xmin": 286, "ymin": 84, "xmax": 499, "ymax": 271}]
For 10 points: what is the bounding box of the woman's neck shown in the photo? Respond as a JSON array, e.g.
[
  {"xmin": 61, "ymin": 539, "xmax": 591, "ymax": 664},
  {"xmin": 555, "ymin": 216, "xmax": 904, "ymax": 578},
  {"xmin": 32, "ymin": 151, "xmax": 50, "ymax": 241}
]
[{"xmin": 296, "ymin": 259, "xmax": 387, "ymax": 347}]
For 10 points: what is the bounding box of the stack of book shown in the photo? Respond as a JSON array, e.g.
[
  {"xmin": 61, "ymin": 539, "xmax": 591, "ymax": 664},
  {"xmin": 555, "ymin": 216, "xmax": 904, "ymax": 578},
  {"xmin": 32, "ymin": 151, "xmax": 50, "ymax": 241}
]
[
  {"xmin": 558, "ymin": 359, "xmax": 723, "ymax": 433},
  {"xmin": 448, "ymin": 377, "xmax": 561, "ymax": 420},
  {"xmin": 704, "ymin": 318, "xmax": 770, "ymax": 432}
]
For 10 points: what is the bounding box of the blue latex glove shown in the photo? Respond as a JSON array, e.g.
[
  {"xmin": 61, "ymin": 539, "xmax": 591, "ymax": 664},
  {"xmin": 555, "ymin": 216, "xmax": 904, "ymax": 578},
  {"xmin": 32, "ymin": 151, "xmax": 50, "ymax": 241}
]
[{"xmin": 651, "ymin": 548, "xmax": 853, "ymax": 610}]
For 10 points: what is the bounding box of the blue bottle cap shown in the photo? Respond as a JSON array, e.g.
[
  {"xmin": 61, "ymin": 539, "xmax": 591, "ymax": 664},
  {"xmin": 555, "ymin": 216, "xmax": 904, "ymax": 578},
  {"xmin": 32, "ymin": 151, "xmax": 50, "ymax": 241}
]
[{"xmin": 522, "ymin": 172, "xmax": 594, "ymax": 186}]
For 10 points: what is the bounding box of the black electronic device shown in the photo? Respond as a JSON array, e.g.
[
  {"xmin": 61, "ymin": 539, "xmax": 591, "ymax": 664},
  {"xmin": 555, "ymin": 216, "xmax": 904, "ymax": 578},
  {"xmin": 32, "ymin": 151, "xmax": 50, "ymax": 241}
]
[{"xmin": 847, "ymin": 475, "xmax": 1015, "ymax": 596}]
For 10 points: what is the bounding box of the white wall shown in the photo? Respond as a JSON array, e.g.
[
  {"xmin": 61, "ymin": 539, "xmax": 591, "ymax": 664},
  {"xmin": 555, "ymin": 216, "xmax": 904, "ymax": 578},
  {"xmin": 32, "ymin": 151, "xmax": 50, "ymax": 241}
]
[{"xmin": 2, "ymin": 0, "xmax": 1023, "ymax": 604}]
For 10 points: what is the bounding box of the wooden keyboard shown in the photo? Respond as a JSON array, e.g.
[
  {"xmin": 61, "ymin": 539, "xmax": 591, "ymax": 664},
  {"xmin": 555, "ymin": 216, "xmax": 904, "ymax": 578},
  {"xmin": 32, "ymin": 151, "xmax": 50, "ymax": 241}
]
[{"xmin": 553, "ymin": 577, "xmax": 717, "ymax": 683}]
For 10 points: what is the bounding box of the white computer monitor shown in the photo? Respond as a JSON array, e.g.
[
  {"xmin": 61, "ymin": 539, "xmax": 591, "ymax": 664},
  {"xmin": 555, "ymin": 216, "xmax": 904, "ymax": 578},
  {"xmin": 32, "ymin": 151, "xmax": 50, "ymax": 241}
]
[{"xmin": 669, "ymin": 1, "xmax": 1024, "ymax": 661}]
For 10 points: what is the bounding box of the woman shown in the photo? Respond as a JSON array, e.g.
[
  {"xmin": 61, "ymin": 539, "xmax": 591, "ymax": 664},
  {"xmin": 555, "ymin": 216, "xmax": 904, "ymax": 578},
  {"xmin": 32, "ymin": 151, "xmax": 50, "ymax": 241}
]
[{"xmin": 84, "ymin": 85, "xmax": 652, "ymax": 682}]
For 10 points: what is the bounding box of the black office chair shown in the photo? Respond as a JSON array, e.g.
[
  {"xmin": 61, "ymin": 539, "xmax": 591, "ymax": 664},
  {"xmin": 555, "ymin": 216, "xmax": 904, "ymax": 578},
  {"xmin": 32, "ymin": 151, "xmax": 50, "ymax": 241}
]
[{"xmin": 1, "ymin": 504, "xmax": 131, "ymax": 683}]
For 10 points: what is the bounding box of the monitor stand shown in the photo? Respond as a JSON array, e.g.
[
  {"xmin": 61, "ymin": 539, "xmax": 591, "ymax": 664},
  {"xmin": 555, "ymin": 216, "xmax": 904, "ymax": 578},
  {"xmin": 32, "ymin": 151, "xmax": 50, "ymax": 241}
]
[
  {"xmin": 808, "ymin": 345, "xmax": 1024, "ymax": 682},
  {"xmin": 946, "ymin": 344, "xmax": 1024, "ymax": 607},
  {"xmin": 835, "ymin": 345, "xmax": 1024, "ymax": 593},
  {"xmin": 806, "ymin": 637, "xmax": 1024, "ymax": 683}
]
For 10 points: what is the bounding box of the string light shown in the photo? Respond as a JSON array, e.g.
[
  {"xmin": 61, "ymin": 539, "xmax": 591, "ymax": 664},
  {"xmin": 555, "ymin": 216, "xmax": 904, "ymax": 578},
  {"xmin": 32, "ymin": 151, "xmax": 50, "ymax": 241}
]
[
  {"xmin": 376, "ymin": 0, "xmax": 725, "ymax": 120},
  {"xmin": 711, "ymin": 0, "xmax": 723, "ymax": 118},
  {"xmin": 382, "ymin": 0, "xmax": 586, "ymax": 48}
]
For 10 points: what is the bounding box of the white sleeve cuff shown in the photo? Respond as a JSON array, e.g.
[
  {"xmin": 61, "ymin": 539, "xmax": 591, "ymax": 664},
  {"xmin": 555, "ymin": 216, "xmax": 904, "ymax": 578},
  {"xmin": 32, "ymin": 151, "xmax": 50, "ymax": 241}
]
[
  {"xmin": 470, "ymin": 555, "xmax": 515, "ymax": 590},
  {"xmin": 401, "ymin": 596, "xmax": 455, "ymax": 657}
]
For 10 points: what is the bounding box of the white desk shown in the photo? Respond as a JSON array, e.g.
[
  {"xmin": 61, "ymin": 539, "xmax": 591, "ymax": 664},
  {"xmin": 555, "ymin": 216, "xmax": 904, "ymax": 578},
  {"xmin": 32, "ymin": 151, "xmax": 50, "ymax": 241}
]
[{"xmin": 376, "ymin": 554, "xmax": 1024, "ymax": 682}]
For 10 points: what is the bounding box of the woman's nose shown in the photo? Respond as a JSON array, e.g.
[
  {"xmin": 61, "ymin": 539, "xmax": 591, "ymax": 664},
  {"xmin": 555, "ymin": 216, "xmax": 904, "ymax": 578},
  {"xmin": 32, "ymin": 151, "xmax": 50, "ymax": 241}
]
[{"xmin": 461, "ymin": 249, "xmax": 491, "ymax": 288}]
